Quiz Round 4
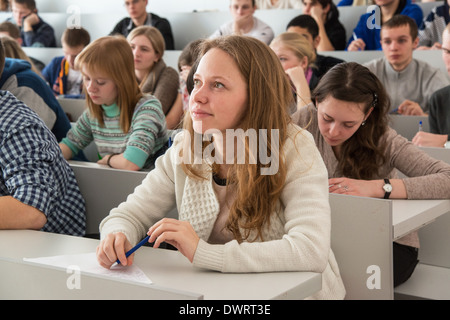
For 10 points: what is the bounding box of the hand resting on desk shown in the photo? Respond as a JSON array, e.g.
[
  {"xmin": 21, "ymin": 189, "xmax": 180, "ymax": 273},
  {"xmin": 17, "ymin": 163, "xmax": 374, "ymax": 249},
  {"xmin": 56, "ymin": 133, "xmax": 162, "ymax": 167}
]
[{"xmin": 328, "ymin": 177, "xmax": 407, "ymax": 199}]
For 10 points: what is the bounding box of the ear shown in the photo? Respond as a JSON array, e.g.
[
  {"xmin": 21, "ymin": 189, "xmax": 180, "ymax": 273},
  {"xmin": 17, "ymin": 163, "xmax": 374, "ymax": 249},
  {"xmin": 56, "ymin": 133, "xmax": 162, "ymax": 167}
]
[
  {"xmin": 313, "ymin": 35, "xmax": 321, "ymax": 49},
  {"xmin": 412, "ymin": 36, "xmax": 419, "ymax": 49},
  {"xmin": 323, "ymin": 4, "xmax": 330, "ymax": 14},
  {"xmin": 300, "ymin": 56, "xmax": 309, "ymax": 69}
]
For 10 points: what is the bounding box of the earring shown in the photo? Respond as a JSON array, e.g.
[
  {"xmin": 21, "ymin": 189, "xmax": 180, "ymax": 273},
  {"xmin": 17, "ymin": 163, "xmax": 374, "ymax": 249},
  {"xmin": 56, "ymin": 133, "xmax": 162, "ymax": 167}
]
[{"xmin": 361, "ymin": 121, "xmax": 366, "ymax": 126}]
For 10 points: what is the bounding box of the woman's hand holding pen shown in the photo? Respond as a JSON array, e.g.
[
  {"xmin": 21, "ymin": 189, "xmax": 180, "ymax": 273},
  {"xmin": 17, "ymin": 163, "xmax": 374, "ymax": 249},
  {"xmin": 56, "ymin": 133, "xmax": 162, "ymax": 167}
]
[
  {"xmin": 147, "ymin": 218, "xmax": 200, "ymax": 263},
  {"xmin": 348, "ymin": 38, "xmax": 365, "ymax": 52},
  {"xmin": 96, "ymin": 232, "xmax": 134, "ymax": 268}
]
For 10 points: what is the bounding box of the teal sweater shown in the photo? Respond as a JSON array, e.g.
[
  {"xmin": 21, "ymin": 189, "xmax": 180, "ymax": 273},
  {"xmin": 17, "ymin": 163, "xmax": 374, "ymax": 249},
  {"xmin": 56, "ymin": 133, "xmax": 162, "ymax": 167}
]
[{"xmin": 62, "ymin": 94, "xmax": 168, "ymax": 169}]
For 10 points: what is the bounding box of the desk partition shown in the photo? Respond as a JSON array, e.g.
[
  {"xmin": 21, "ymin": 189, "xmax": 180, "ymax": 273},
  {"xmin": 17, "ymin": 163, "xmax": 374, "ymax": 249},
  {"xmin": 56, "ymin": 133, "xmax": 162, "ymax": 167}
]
[{"xmin": 69, "ymin": 162, "xmax": 150, "ymax": 235}]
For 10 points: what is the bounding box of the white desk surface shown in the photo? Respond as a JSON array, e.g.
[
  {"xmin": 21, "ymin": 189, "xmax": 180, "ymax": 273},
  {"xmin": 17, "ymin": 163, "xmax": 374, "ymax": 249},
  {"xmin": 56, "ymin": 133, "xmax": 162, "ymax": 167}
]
[
  {"xmin": 0, "ymin": 230, "xmax": 321, "ymax": 300},
  {"xmin": 392, "ymin": 199, "xmax": 450, "ymax": 241}
]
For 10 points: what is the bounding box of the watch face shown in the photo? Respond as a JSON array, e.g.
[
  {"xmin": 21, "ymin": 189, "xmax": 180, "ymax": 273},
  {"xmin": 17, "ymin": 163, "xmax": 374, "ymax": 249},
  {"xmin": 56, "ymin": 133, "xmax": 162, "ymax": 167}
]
[{"xmin": 383, "ymin": 184, "xmax": 392, "ymax": 192}]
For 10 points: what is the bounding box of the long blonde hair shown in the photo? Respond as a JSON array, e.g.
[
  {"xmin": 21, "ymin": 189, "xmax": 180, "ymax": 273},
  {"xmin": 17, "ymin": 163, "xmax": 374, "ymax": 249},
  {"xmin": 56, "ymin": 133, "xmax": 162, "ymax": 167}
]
[
  {"xmin": 1, "ymin": 35, "xmax": 40, "ymax": 74},
  {"xmin": 127, "ymin": 26, "xmax": 165, "ymax": 90},
  {"xmin": 182, "ymin": 35, "xmax": 292, "ymax": 242},
  {"xmin": 75, "ymin": 35, "xmax": 142, "ymax": 133}
]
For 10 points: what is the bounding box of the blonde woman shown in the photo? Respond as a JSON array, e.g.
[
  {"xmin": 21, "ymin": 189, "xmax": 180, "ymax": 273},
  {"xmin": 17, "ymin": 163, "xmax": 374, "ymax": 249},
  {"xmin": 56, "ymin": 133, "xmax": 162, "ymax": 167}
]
[
  {"xmin": 127, "ymin": 26, "xmax": 179, "ymax": 127},
  {"xmin": 97, "ymin": 35, "xmax": 346, "ymax": 300},
  {"xmin": 0, "ymin": 34, "xmax": 40, "ymax": 74},
  {"xmin": 59, "ymin": 36, "xmax": 168, "ymax": 171},
  {"xmin": 270, "ymin": 32, "xmax": 318, "ymax": 111}
]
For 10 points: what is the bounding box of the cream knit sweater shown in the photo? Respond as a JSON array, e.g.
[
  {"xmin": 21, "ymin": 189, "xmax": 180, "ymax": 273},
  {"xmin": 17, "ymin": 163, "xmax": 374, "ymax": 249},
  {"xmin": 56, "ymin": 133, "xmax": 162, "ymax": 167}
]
[{"xmin": 100, "ymin": 124, "xmax": 346, "ymax": 299}]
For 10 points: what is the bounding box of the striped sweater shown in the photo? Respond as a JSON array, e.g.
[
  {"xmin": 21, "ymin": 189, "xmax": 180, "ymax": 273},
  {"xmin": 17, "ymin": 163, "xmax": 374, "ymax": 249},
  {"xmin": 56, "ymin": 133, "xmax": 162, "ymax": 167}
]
[{"xmin": 62, "ymin": 94, "xmax": 168, "ymax": 169}]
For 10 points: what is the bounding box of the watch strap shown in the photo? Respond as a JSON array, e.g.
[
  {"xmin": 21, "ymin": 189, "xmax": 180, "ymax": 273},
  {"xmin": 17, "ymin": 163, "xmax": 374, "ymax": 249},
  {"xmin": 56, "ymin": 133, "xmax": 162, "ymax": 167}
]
[{"xmin": 383, "ymin": 178, "xmax": 391, "ymax": 199}]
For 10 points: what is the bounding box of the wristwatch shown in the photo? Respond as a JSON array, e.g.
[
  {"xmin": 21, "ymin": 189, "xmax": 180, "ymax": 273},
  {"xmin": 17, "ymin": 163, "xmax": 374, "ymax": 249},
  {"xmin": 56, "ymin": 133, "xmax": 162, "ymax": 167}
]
[
  {"xmin": 383, "ymin": 179, "xmax": 392, "ymax": 199},
  {"xmin": 444, "ymin": 141, "xmax": 450, "ymax": 149}
]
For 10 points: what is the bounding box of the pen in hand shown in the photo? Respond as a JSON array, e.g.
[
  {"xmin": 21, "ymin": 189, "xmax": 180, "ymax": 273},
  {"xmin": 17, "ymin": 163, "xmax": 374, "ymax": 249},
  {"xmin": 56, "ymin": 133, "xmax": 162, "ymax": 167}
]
[
  {"xmin": 419, "ymin": 120, "xmax": 423, "ymax": 132},
  {"xmin": 115, "ymin": 235, "xmax": 150, "ymax": 265},
  {"xmin": 352, "ymin": 32, "xmax": 361, "ymax": 51}
]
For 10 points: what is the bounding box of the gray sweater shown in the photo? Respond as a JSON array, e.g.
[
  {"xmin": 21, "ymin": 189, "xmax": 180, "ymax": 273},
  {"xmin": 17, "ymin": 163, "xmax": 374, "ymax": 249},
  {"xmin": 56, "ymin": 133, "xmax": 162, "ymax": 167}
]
[
  {"xmin": 292, "ymin": 104, "xmax": 450, "ymax": 247},
  {"xmin": 364, "ymin": 57, "xmax": 449, "ymax": 113}
]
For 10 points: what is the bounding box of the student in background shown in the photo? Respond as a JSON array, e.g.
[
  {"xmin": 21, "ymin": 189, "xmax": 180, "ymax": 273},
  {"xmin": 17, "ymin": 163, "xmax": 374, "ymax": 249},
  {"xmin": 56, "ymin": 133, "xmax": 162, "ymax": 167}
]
[
  {"xmin": 178, "ymin": 40, "xmax": 202, "ymax": 111},
  {"xmin": 337, "ymin": 0, "xmax": 374, "ymax": 5},
  {"xmin": 417, "ymin": 0, "xmax": 450, "ymax": 50},
  {"xmin": 347, "ymin": 0, "xmax": 423, "ymax": 51},
  {"xmin": 0, "ymin": 21, "xmax": 44, "ymax": 70},
  {"xmin": 59, "ymin": 36, "xmax": 168, "ymax": 171},
  {"xmin": 0, "ymin": 38, "xmax": 70, "ymax": 142},
  {"xmin": 42, "ymin": 27, "xmax": 91, "ymax": 99},
  {"xmin": 127, "ymin": 26, "xmax": 179, "ymax": 122},
  {"xmin": 165, "ymin": 39, "xmax": 204, "ymax": 130},
  {"xmin": 0, "ymin": 0, "xmax": 9, "ymax": 11},
  {"xmin": 0, "ymin": 40, "xmax": 86, "ymax": 236},
  {"xmin": 110, "ymin": 0, "xmax": 174, "ymax": 50},
  {"xmin": 270, "ymin": 32, "xmax": 318, "ymax": 113},
  {"xmin": 364, "ymin": 15, "xmax": 449, "ymax": 115},
  {"xmin": 96, "ymin": 35, "xmax": 346, "ymax": 300},
  {"xmin": 1, "ymin": 34, "xmax": 40, "ymax": 75},
  {"xmin": 210, "ymin": 0, "xmax": 275, "ymax": 45},
  {"xmin": 255, "ymin": 0, "xmax": 302, "ymax": 9},
  {"xmin": 286, "ymin": 14, "xmax": 344, "ymax": 79},
  {"xmin": 413, "ymin": 25, "xmax": 450, "ymax": 148},
  {"xmin": 301, "ymin": 0, "xmax": 346, "ymax": 51},
  {"xmin": 292, "ymin": 62, "xmax": 450, "ymax": 287},
  {"xmin": 9, "ymin": 0, "xmax": 56, "ymax": 47}
]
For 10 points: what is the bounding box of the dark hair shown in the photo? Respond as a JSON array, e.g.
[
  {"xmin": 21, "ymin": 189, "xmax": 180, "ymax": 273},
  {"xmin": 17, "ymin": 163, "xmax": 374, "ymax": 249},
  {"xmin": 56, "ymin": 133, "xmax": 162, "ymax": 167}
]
[
  {"xmin": 62, "ymin": 27, "xmax": 91, "ymax": 48},
  {"xmin": 286, "ymin": 14, "xmax": 319, "ymax": 39},
  {"xmin": 312, "ymin": 62, "xmax": 390, "ymax": 179},
  {"xmin": 382, "ymin": 14, "xmax": 418, "ymax": 40},
  {"xmin": 11, "ymin": 0, "xmax": 36, "ymax": 11},
  {"xmin": 178, "ymin": 39, "xmax": 203, "ymax": 72}
]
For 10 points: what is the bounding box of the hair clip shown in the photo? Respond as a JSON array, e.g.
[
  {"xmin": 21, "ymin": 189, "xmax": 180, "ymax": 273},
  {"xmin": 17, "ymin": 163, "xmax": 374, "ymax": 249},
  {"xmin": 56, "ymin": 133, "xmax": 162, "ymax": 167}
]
[{"xmin": 372, "ymin": 93, "xmax": 378, "ymax": 107}]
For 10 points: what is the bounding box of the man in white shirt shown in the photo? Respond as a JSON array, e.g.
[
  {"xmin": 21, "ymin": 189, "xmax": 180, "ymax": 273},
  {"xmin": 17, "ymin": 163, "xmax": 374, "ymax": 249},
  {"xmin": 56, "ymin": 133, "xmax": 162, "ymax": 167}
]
[{"xmin": 210, "ymin": 0, "xmax": 274, "ymax": 45}]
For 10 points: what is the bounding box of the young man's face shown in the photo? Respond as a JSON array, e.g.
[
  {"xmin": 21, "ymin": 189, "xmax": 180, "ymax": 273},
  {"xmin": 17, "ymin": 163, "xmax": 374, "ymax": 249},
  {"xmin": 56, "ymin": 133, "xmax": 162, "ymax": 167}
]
[
  {"xmin": 11, "ymin": 2, "xmax": 33, "ymax": 27},
  {"xmin": 124, "ymin": 0, "xmax": 148, "ymax": 20},
  {"xmin": 442, "ymin": 30, "xmax": 450, "ymax": 75},
  {"xmin": 230, "ymin": 0, "xmax": 255, "ymax": 21},
  {"xmin": 381, "ymin": 24, "xmax": 417, "ymax": 71},
  {"xmin": 286, "ymin": 26, "xmax": 319, "ymax": 49}
]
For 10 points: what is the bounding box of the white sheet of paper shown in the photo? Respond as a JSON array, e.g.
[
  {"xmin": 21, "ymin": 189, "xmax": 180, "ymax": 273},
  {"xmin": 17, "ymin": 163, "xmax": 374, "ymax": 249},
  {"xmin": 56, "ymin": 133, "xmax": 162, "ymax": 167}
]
[{"xmin": 23, "ymin": 252, "xmax": 152, "ymax": 284}]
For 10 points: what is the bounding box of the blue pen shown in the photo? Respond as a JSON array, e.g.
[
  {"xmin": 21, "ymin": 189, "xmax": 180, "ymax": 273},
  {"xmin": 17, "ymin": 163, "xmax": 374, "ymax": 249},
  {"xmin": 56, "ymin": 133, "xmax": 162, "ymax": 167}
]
[
  {"xmin": 390, "ymin": 107, "xmax": 399, "ymax": 114},
  {"xmin": 419, "ymin": 120, "xmax": 423, "ymax": 131},
  {"xmin": 116, "ymin": 235, "xmax": 150, "ymax": 265}
]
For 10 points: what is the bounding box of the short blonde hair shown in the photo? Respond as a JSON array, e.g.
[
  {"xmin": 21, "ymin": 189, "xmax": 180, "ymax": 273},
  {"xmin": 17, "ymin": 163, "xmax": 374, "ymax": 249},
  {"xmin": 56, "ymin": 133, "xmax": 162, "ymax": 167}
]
[{"xmin": 271, "ymin": 32, "xmax": 316, "ymax": 67}]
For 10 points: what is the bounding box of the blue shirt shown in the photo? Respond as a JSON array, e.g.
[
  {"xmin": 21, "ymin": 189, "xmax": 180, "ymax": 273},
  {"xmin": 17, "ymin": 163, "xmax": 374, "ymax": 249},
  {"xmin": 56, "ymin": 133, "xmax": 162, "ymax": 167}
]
[
  {"xmin": 346, "ymin": 0, "xmax": 423, "ymax": 50},
  {"xmin": 0, "ymin": 91, "xmax": 86, "ymax": 235}
]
